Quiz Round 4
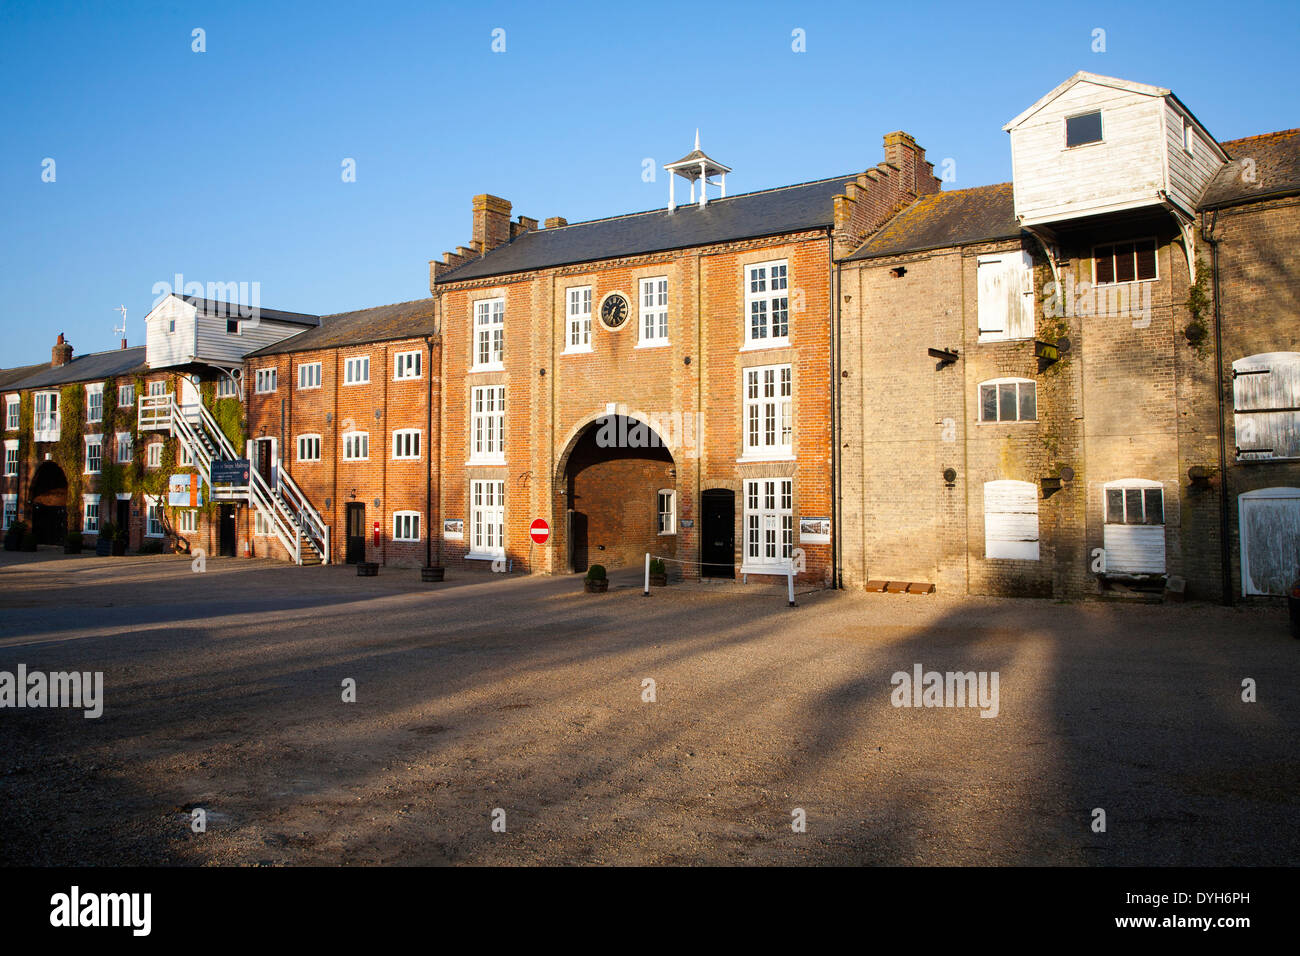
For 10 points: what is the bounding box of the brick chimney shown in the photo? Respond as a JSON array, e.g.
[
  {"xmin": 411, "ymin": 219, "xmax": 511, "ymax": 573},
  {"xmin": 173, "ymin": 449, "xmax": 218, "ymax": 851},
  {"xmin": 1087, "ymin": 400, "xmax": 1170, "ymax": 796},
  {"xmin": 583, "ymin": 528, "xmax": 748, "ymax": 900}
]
[
  {"xmin": 51, "ymin": 333, "xmax": 73, "ymax": 367},
  {"xmin": 544, "ymin": 216, "xmax": 568, "ymax": 229},
  {"xmin": 831, "ymin": 131, "xmax": 943, "ymax": 258},
  {"xmin": 472, "ymin": 194, "xmax": 513, "ymax": 253},
  {"xmin": 882, "ymin": 131, "xmax": 940, "ymax": 200}
]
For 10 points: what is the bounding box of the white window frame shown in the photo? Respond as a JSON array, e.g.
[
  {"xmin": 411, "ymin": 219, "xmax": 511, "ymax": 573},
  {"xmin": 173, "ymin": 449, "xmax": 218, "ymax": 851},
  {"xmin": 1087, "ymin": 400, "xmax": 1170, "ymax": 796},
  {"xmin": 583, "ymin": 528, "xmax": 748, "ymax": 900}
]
[
  {"xmin": 85, "ymin": 383, "xmax": 103, "ymax": 424},
  {"xmin": 976, "ymin": 251, "xmax": 1035, "ymax": 342},
  {"xmin": 1102, "ymin": 478, "xmax": 1166, "ymax": 575},
  {"xmin": 470, "ymin": 385, "xmax": 506, "ymax": 464},
  {"xmin": 657, "ymin": 489, "xmax": 676, "ymax": 535},
  {"xmin": 146, "ymin": 442, "xmax": 163, "ymax": 469},
  {"xmin": 564, "ymin": 286, "xmax": 593, "ymax": 353},
  {"xmin": 978, "ymin": 378, "xmax": 1037, "ymax": 424},
  {"xmin": 638, "ymin": 277, "xmax": 669, "ymax": 347},
  {"xmin": 178, "ymin": 442, "xmax": 193, "ymax": 468},
  {"xmin": 254, "ymin": 510, "xmax": 272, "ymax": 537},
  {"xmin": 3, "ymin": 439, "xmax": 18, "ymax": 477},
  {"xmin": 344, "ymin": 355, "xmax": 371, "ymax": 385},
  {"xmin": 4, "ymin": 395, "xmax": 18, "ymax": 431},
  {"xmin": 1, "ymin": 494, "xmax": 16, "ymax": 531},
  {"xmin": 115, "ymin": 431, "xmax": 133, "ymax": 464},
  {"xmin": 743, "ymin": 259, "xmax": 790, "ymax": 348},
  {"xmin": 33, "ymin": 391, "xmax": 59, "ymax": 442},
  {"xmin": 394, "ymin": 350, "xmax": 422, "ymax": 380},
  {"xmin": 83, "ymin": 494, "xmax": 100, "ymax": 533},
  {"xmin": 392, "ymin": 428, "xmax": 422, "ymax": 460},
  {"xmin": 742, "ymin": 478, "xmax": 794, "ymax": 572},
  {"xmin": 741, "ymin": 364, "xmax": 793, "ymax": 460},
  {"xmin": 984, "ymin": 479, "xmax": 1040, "ymax": 561},
  {"xmin": 298, "ymin": 362, "xmax": 322, "ymax": 390},
  {"xmin": 84, "ymin": 435, "xmax": 101, "ymax": 475},
  {"xmin": 468, "ymin": 479, "xmax": 506, "ymax": 559},
  {"xmin": 1092, "ymin": 238, "xmax": 1159, "ymax": 286},
  {"xmin": 342, "ymin": 431, "xmax": 369, "ymax": 462},
  {"xmin": 297, "ymin": 434, "xmax": 322, "ymax": 463},
  {"xmin": 215, "ymin": 377, "xmax": 236, "ymax": 399},
  {"xmin": 144, "ymin": 496, "xmax": 164, "ymax": 538},
  {"xmin": 1182, "ymin": 116, "xmax": 1195, "ymax": 156},
  {"xmin": 175, "ymin": 509, "xmax": 198, "ymax": 534},
  {"xmin": 393, "ymin": 511, "xmax": 421, "ymax": 542},
  {"xmin": 1064, "ymin": 109, "xmax": 1103, "ymax": 148},
  {"xmin": 255, "ymin": 368, "xmax": 277, "ymax": 394},
  {"xmin": 473, "ymin": 298, "xmax": 505, "ymax": 371},
  {"xmin": 118, "ymin": 383, "xmax": 136, "ymax": 407}
]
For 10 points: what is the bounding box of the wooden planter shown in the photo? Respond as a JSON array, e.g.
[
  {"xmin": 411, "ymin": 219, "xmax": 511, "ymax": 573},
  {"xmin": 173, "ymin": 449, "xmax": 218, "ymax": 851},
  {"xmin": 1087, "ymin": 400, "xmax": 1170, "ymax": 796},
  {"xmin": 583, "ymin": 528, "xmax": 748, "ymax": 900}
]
[
  {"xmin": 649, "ymin": 573, "xmax": 668, "ymax": 587},
  {"xmin": 357, "ymin": 562, "xmax": 379, "ymax": 577},
  {"xmin": 111, "ymin": 539, "xmax": 127, "ymax": 556},
  {"xmin": 584, "ymin": 578, "xmax": 608, "ymax": 593},
  {"xmin": 421, "ymin": 566, "xmax": 445, "ymax": 582},
  {"xmin": 95, "ymin": 537, "xmax": 112, "ymax": 557}
]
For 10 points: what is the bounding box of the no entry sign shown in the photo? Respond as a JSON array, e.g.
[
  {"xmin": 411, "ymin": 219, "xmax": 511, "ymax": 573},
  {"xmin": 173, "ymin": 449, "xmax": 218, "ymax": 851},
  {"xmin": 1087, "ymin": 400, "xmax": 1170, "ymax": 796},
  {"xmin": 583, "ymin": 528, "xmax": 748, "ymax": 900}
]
[{"xmin": 530, "ymin": 518, "xmax": 550, "ymax": 544}]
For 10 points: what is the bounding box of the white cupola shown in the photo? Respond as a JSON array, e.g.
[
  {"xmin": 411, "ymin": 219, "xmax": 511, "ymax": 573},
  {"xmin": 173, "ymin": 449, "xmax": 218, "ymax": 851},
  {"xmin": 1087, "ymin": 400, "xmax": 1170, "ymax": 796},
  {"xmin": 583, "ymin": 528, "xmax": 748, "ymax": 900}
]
[{"xmin": 664, "ymin": 130, "xmax": 731, "ymax": 211}]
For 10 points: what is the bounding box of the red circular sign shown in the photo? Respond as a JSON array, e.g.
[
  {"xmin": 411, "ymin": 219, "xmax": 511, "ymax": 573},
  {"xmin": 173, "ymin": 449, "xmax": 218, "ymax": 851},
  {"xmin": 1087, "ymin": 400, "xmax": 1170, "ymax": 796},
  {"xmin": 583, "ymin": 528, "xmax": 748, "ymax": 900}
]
[{"xmin": 530, "ymin": 519, "xmax": 550, "ymax": 544}]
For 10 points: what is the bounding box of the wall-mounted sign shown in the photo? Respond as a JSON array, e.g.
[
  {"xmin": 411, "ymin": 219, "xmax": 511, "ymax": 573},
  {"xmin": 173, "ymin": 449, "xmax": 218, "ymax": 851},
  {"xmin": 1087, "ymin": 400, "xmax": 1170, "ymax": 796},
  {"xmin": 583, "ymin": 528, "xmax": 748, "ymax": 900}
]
[
  {"xmin": 211, "ymin": 459, "xmax": 250, "ymax": 485},
  {"xmin": 167, "ymin": 473, "xmax": 203, "ymax": 508},
  {"xmin": 799, "ymin": 517, "xmax": 830, "ymax": 544},
  {"xmin": 530, "ymin": 518, "xmax": 550, "ymax": 544},
  {"xmin": 679, "ymin": 519, "xmax": 694, "ymax": 529},
  {"xmin": 443, "ymin": 519, "xmax": 464, "ymax": 540}
]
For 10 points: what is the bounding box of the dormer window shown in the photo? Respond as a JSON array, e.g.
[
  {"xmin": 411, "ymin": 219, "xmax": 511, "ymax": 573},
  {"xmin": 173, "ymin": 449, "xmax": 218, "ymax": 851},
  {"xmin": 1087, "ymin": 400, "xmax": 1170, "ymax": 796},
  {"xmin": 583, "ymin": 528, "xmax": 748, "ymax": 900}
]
[
  {"xmin": 1065, "ymin": 110, "xmax": 1103, "ymax": 148},
  {"xmin": 227, "ymin": 319, "xmax": 240, "ymax": 334}
]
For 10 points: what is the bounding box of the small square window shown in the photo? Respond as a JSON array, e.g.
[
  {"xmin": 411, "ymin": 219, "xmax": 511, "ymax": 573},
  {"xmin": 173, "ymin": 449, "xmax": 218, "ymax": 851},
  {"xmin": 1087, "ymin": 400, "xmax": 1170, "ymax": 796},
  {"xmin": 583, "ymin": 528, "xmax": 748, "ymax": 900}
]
[{"xmin": 1065, "ymin": 111, "xmax": 1103, "ymax": 147}]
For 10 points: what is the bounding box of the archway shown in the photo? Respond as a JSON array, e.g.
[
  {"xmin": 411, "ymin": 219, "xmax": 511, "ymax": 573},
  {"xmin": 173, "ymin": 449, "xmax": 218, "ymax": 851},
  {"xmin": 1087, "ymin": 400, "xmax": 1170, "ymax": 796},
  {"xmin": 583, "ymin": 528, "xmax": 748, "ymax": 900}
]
[
  {"xmin": 559, "ymin": 414, "xmax": 675, "ymax": 573},
  {"xmin": 29, "ymin": 460, "xmax": 68, "ymax": 545}
]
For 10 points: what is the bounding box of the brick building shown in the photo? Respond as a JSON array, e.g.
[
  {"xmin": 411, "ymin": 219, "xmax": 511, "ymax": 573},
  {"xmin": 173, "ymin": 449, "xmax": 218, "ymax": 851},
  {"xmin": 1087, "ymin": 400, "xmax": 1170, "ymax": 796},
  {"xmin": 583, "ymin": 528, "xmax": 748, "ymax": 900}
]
[
  {"xmin": 428, "ymin": 132, "xmax": 939, "ymax": 583},
  {"xmin": 838, "ymin": 73, "xmax": 1300, "ymax": 600}
]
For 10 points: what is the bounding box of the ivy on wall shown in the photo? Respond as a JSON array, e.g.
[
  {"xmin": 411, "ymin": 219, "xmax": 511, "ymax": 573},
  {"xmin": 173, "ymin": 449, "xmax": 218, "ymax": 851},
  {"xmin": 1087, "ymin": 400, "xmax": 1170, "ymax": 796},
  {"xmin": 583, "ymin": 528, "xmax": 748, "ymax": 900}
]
[
  {"xmin": 53, "ymin": 384, "xmax": 85, "ymax": 521},
  {"xmin": 1183, "ymin": 257, "xmax": 1211, "ymax": 360}
]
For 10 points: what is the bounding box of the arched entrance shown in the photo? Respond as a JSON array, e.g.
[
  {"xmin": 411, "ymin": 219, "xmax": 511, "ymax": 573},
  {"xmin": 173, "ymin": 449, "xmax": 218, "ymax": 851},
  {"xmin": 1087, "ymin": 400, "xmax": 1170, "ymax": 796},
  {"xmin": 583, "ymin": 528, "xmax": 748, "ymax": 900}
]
[
  {"xmin": 559, "ymin": 414, "xmax": 676, "ymax": 573},
  {"xmin": 29, "ymin": 460, "xmax": 68, "ymax": 545}
]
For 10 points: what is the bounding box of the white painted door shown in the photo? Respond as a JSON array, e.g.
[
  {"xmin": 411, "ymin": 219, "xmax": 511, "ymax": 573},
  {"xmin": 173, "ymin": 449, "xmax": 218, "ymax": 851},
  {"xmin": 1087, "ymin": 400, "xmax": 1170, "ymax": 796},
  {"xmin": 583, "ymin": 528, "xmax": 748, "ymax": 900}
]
[
  {"xmin": 180, "ymin": 375, "xmax": 202, "ymax": 425},
  {"xmin": 1240, "ymin": 488, "xmax": 1300, "ymax": 596}
]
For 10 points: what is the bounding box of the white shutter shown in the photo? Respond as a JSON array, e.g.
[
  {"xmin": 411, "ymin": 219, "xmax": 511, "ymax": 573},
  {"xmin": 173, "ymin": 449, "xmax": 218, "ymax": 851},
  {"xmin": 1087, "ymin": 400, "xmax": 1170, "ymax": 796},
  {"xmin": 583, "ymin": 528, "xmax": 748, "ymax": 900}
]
[
  {"xmin": 978, "ymin": 252, "xmax": 1035, "ymax": 341},
  {"xmin": 1102, "ymin": 525, "xmax": 1166, "ymax": 574},
  {"xmin": 1239, "ymin": 488, "xmax": 1300, "ymax": 596},
  {"xmin": 1233, "ymin": 353, "xmax": 1300, "ymax": 460},
  {"xmin": 984, "ymin": 480, "xmax": 1039, "ymax": 560}
]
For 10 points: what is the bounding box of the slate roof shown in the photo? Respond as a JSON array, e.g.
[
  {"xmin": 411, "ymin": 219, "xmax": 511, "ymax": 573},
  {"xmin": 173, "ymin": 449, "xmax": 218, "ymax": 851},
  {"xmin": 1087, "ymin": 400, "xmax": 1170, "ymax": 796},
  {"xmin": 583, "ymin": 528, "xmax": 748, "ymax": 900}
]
[
  {"xmin": 0, "ymin": 361, "xmax": 48, "ymax": 390},
  {"xmin": 7, "ymin": 347, "xmax": 149, "ymax": 390},
  {"xmin": 434, "ymin": 174, "xmax": 859, "ymax": 284},
  {"xmin": 844, "ymin": 183, "xmax": 1021, "ymax": 260},
  {"xmin": 249, "ymin": 298, "xmax": 437, "ymax": 356},
  {"xmin": 1199, "ymin": 129, "xmax": 1300, "ymax": 209},
  {"xmin": 180, "ymin": 294, "xmax": 321, "ymax": 327}
]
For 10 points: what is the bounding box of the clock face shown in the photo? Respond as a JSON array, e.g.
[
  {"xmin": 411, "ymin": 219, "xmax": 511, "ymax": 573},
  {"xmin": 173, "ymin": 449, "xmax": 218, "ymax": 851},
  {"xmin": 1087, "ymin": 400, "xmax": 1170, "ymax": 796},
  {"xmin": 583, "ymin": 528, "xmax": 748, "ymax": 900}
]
[{"xmin": 600, "ymin": 293, "xmax": 629, "ymax": 330}]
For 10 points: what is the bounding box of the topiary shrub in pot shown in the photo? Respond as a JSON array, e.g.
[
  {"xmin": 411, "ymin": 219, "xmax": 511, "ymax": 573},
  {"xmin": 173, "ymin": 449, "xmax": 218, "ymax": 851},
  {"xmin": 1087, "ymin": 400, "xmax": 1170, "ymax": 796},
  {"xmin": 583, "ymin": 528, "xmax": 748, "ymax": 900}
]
[
  {"xmin": 649, "ymin": 558, "xmax": 668, "ymax": 587},
  {"xmin": 111, "ymin": 524, "xmax": 128, "ymax": 556},
  {"xmin": 64, "ymin": 532, "xmax": 83, "ymax": 555},
  {"xmin": 584, "ymin": 563, "xmax": 608, "ymax": 593},
  {"xmin": 21, "ymin": 531, "xmax": 38, "ymax": 552},
  {"xmin": 4, "ymin": 520, "xmax": 26, "ymax": 552},
  {"xmin": 94, "ymin": 522, "xmax": 115, "ymax": 556}
]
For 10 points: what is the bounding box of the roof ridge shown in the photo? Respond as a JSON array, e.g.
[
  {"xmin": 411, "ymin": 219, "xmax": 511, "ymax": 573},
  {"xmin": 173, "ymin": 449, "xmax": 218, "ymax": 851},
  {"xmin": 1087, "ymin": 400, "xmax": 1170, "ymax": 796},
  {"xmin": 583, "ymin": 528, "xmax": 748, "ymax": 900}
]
[{"xmin": 319, "ymin": 296, "xmax": 435, "ymax": 319}]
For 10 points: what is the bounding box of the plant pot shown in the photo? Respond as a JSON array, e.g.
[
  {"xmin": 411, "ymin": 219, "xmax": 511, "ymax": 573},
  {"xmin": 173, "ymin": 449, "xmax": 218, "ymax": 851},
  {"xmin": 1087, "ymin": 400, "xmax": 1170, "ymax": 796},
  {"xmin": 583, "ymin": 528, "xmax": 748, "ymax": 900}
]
[
  {"xmin": 111, "ymin": 540, "xmax": 127, "ymax": 556},
  {"xmin": 3, "ymin": 534, "xmax": 18, "ymax": 552},
  {"xmin": 584, "ymin": 578, "xmax": 608, "ymax": 593},
  {"xmin": 357, "ymin": 562, "xmax": 379, "ymax": 577},
  {"xmin": 649, "ymin": 573, "xmax": 667, "ymax": 587},
  {"xmin": 421, "ymin": 566, "xmax": 445, "ymax": 582},
  {"xmin": 95, "ymin": 537, "xmax": 112, "ymax": 557}
]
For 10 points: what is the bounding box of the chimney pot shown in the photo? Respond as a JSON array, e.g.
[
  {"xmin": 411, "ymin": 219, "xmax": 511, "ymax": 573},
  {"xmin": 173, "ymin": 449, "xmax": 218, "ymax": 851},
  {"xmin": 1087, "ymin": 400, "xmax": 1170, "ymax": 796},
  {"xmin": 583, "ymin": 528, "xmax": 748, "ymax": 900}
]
[{"xmin": 51, "ymin": 333, "xmax": 73, "ymax": 367}]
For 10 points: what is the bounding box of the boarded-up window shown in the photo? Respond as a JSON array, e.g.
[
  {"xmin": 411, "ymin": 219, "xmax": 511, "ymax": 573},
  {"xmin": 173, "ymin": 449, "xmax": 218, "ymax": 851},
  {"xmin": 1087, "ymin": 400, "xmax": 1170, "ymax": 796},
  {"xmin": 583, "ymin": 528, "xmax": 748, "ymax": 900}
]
[
  {"xmin": 1239, "ymin": 488, "xmax": 1300, "ymax": 596},
  {"xmin": 984, "ymin": 480, "xmax": 1039, "ymax": 560},
  {"xmin": 1232, "ymin": 353, "xmax": 1300, "ymax": 461},
  {"xmin": 1103, "ymin": 480, "xmax": 1166, "ymax": 574},
  {"xmin": 977, "ymin": 252, "xmax": 1035, "ymax": 341}
]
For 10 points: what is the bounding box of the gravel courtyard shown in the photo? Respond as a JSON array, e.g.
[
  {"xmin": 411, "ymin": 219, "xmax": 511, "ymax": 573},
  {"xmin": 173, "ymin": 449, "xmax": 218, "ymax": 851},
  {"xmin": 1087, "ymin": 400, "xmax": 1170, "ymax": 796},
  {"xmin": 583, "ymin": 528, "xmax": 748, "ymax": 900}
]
[{"xmin": 1, "ymin": 549, "xmax": 1296, "ymax": 866}]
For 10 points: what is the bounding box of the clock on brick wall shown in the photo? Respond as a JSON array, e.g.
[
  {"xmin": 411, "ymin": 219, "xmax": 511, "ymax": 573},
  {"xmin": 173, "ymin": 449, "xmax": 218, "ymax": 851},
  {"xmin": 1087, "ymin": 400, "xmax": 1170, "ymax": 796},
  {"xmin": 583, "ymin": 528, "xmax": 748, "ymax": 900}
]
[{"xmin": 599, "ymin": 292, "xmax": 630, "ymax": 331}]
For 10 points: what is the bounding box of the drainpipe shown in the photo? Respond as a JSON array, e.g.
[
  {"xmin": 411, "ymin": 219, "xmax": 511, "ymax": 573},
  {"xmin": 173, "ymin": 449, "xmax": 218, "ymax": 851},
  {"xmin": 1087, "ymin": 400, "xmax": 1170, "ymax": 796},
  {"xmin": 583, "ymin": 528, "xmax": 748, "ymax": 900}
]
[
  {"xmin": 1203, "ymin": 208, "xmax": 1233, "ymax": 606},
  {"xmin": 426, "ymin": 334, "xmax": 435, "ymax": 569},
  {"xmin": 831, "ymin": 233, "xmax": 841, "ymax": 589}
]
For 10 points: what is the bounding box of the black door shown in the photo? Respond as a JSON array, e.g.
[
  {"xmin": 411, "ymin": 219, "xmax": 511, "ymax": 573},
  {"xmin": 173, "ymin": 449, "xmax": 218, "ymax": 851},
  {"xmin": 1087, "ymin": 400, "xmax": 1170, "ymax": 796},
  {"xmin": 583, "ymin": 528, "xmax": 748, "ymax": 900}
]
[
  {"xmin": 568, "ymin": 509, "xmax": 588, "ymax": 573},
  {"xmin": 254, "ymin": 439, "xmax": 273, "ymax": 485},
  {"xmin": 116, "ymin": 498, "xmax": 130, "ymax": 536},
  {"xmin": 701, "ymin": 489, "xmax": 735, "ymax": 579},
  {"xmin": 218, "ymin": 505, "xmax": 237, "ymax": 558},
  {"xmin": 31, "ymin": 503, "xmax": 66, "ymax": 545},
  {"xmin": 345, "ymin": 502, "xmax": 366, "ymax": 564}
]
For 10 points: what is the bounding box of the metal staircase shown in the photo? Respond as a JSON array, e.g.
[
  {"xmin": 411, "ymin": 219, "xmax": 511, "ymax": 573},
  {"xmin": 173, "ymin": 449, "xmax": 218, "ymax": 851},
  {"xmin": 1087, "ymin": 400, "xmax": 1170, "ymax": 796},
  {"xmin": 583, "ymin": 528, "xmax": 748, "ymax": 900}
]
[{"xmin": 139, "ymin": 393, "xmax": 329, "ymax": 565}]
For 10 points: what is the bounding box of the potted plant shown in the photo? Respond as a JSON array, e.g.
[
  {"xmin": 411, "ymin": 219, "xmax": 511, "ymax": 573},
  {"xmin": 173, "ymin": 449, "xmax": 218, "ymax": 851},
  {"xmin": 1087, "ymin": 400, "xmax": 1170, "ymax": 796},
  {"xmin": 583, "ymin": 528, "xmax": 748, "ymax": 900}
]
[
  {"xmin": 421, "ymin": 565, "xmax": 445, "ymax": 582},
  {"xmin": 21, "ymin": 531, "xmax": 38, "ymax": 552},
  {"xmin": 111, "ymin": 523, "xmax": 128, "ymax": 556},
  {"xmin": 649, "ymin": 558, "xmax": 668, "ymax": 587},
  {"xmin": 95, "ymin": 522, "xmax": 115, "ymax": 556},
  {"xmin": 64, "ymin": 532, "xmax": 83, "ymax": 555},
  {"xmin": 3, "ymin": 520, "xmax": 26, "ymax": 552},
  {"xmin": 584, "ymin": 563, "xmax": 608, "ymax": 593}
]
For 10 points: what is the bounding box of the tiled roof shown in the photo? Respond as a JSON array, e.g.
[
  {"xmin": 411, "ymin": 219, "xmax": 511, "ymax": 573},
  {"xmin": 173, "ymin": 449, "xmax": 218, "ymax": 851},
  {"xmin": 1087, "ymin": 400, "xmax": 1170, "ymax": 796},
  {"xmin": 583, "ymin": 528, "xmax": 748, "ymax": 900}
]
[
  {"xmin": 180, "ymin": 294, "xmax": 321, "ymax": 327},
  {"xmin": 1199, "ymin": 129, "xmax": 1300, "ymax": 208},
  {"xmin": 844, "ymin": 183, "xmax": 1021, "ymax": 260},
  {"xmin": 248, "ymin": 298, "xmax": 437, "ymax": 356},
  {"xmin": 434, "ymin": 174, "xmax": 858, "ymax": 284},
  {"xmin": 0, "ymin": 361, "xmax": 48, "ymax": 390},
  {"xmin": 7, "ymin": 347, "xmax": 149, "ymax": 390}
]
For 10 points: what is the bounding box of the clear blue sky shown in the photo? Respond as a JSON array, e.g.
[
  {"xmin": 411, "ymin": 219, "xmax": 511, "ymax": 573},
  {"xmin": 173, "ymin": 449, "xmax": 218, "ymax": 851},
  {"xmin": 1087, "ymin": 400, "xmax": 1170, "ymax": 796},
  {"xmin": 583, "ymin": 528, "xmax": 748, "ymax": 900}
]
[{"xmin": 2, "ymin": 0, "xmax": 1296, "ymax": 366}]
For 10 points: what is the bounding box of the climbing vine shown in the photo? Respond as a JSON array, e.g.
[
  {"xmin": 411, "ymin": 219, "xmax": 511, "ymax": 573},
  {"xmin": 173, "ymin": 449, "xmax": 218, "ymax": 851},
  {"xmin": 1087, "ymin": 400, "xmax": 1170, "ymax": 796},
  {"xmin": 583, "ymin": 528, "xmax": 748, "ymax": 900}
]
[
  {"xmin": 1183, "ymin": 257, "xmax": 1211, "ymax": 359},
  {"xmin": 53, "ymin": 384, "xmax": 85, "ymax": 521}
]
